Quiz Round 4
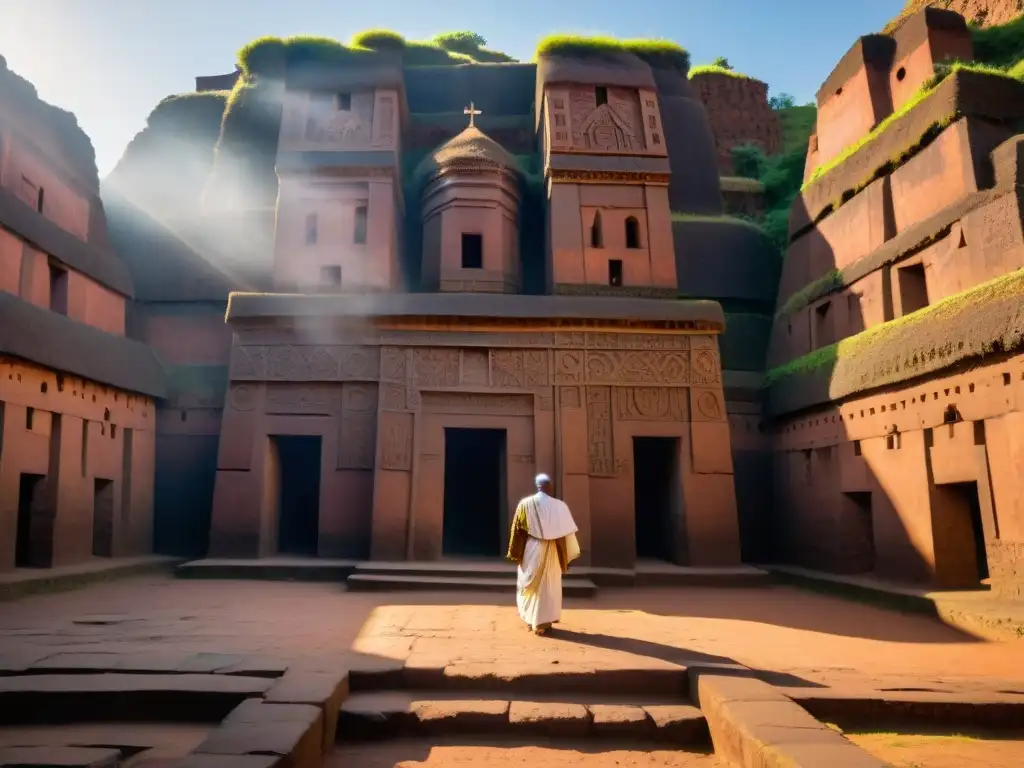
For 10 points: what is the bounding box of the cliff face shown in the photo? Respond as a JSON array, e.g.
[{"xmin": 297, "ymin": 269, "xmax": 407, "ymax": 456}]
[
  {"xmin": 689, "ymin": 72, "xmax": 781, "ymax": 175},
  {"xmin": 884, "ymin": 0, "xmax": 1022, "ymax": 32}
]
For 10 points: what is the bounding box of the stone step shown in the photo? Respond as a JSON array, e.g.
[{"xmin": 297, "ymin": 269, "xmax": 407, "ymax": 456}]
[
  {"xmin": 336, "ymin": 691, "xmax": 710, "ymax": 746},
  {"xmin": 350, "ymin": 660, "xmax": 695, "ymax": 697},
  {"xmin": 0, "ymin": 673, "xmax": 273, "ymax": 725},
  {"xmin": 176, "ymin": 557, "xmax": 357, "ymax": 582},
  {"xmin": 346, "ymin": 573, "xmax": 598, "ymax": 598}
]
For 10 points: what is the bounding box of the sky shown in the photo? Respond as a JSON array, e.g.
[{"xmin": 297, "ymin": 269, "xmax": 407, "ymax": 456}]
[{"xmin": 1, "ymin": 0, "xmax": 902, "ymax": 177}]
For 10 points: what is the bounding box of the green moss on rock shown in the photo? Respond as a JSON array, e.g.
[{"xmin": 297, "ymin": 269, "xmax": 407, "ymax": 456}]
[
  {"xmin": 689, "ymin": 64, "xmax": 755, "ymax": 80},
  {"xmin": 534, "ymin": 35, "xmax": 689, "ymax": 70}
]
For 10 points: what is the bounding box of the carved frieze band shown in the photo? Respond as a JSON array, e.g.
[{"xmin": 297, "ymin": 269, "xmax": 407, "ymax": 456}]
[
  {"xmin": 421, "ymin": 392, "xmax": 533, "ymax": 417},
  {"xmin": 554, "ymin": 349, "xmax": 694, "ymax": 386},
  {"xmin": 615, "ymin": 387, "xmax": 688, "ymax": 422},
  {"xmin": 264, "ymin": 383, "xmax": 338, "ymax": 416},
  {"xmin": 338, "ymin": 382, "xmax": 377, "ymax": 470},
  {"xmin": 231, "ymin": 345, "xmax": 380, "ymax": 381},
  {"xmin": 586, "ymin": 386, "xmax": 615, "ymax": 477},
  {"xmin": 379, "ymin": 410, "xmax": 413, "ymax": 471}
]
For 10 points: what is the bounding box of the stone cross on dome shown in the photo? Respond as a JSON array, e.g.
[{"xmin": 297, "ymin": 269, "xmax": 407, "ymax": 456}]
[{"xmin": 463, "ymin": 102, "xmax": 482, "ymax": 128}]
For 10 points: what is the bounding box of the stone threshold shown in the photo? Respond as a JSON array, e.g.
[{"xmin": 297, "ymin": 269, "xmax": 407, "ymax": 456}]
[
  {"xmin": 176, "ymin": 557, "xmax": 772, "ymax": 590},
  {"xmin": 0, "ymin": 556, "xmax": 180, "ymax": 601},
  {"xmin": 764, "ymin": 565, "xmax": 1024, "ymax": 641}
]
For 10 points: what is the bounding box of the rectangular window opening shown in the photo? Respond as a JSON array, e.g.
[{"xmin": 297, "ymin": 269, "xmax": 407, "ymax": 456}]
[
  {"xmin": 608, "ymin": 259, "xmax": 623, "ymax": 287},
  {"xmin": 461, "ymin": 233, "xmax": 483, "ymax": 269},
  {"xmin": 320, "ymin": 266, "xmax": 342, "ymax": 291}
]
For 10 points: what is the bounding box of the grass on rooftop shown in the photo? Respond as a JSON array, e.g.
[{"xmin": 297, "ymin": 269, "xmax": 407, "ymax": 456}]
[
  {"xmin": 534, "ymin": 34, "xmax": 690, "ymax": 70},
  {"xmin": 765, "ymin": 266, "xmax": 1024, "ymax": 388},
  {"xmin": 802, "ymin": 60, "xmax": 1023, "ymax": 192},
  {"xmin": 689, "ymin": 64, "xmax": 755, "ymax": 80}
]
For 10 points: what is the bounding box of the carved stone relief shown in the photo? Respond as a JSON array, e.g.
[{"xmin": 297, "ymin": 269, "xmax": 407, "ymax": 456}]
[
  {"xmin": 338, "ymin": 382, "xmax": 378, "ymax": 470},
  {"xmin": 421, "ymin": 392, "xmax": 533, "ymax": 416},
  {"xmin": 381, "ymin": 383, "xmax": 407, "ymax": 411},
  {"xmin": 380, "ymin": 411, "xmax": 413, "ymax": 471},
  {"xmin": 536, "ymin": 393, "xmax": 555, "ymax": 411},
  {"xmin": 691, "ymin": 388, "xmax": 725, "ymax": 422},
  {"xmin": 569, "ymin": 87, "xmax": 643, "ymax": 153},
  {"xmin": 229, "ymin": 384, "xmax": 257, "ymax": 412},
  {"xmin": 304, "ymin": 91, "xmax": 373, "ymax": 146},
  {"xmin": 615, "ymin": 387, "xmax": 687, "ymax": 422},
  {"xmin": 231, "ymin": 346, "xmax": 267, "ymax": 379},
  {"xmin": 554, "ymin": 350, "xmax": 585, "ymax": 385},
  {"xmin": 586, "ymin": 333, "xmax": 689, "ymax": 350},
  {"xmin": 264, "ymin": 384, "xmax": 338, "ymax": 415},
  {"xmin": 233, "ymin": 345, "xmax": 380, "ymax": 381},
  {"xmin": 380, "ymin": 347, "xmax": 407, "ymax": 383},
  {"xmin": 559, "ymin": 386, "xmax": 583, "ymax": 410},
  {"xmin": 585, "ymin": 351, "xmax": 690, "ymax": 386},
  {"xmin": 461, "ymin": 349, "xmax": 490, "ymax": 386},
  {"xmin": 587, "ymin": 386, "xmax": 615, "ymax": 476},
  {"xmin": 692, "ymin": 349, "xmax": 722, "ymax": 386},
  {"xmin": 413, "ymin": 349, "xmax": 460, "ymax": 387}
]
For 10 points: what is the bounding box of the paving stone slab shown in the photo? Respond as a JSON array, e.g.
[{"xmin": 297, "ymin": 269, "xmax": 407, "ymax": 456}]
[
  {"xmin": 224, "ymin": 699, "xmax": 323, "ymax": 726},
  {"xmin": 0, "ymin": 746, "xmax": 120, "ymax": 767},
  {"xmin": 177, "ymin": 654, "xmax": 247, "ymax": 674},
  {"xmin": 0, "ymin": 674, "xmax": 271, "ymax": 724},
  {"xmin": 418, "ymin": 663, "xmax": 689, "ymax": 696},
  {"xmin": 508, "ymin": 701, "xmax": 590, "ymax": 738},
  {"xmin": 643, "ymin": 705, "xmax": 711, "ymax": 744},
  {"xmin": 196, "ymin": 720, "xmax": 320, "ymax": 768},
  {"xmin": 264, "ymin": 669, "xmax": 348, "ymax": 752},
  {"xmin": 337, "ymin": 691, "xmax": 419, "ymax": 740},
  {"xmin": 215, "ymin": 657, "xmax": 291, "ymax": 679}
]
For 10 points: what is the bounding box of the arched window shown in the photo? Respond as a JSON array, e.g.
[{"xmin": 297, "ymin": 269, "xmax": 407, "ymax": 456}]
[
  {"xmin": 590, "ymin": 211, "xmax": 603, "ymax": 248},
  {"xmin": 353, "ymin": 205, "xmax": 368, "ymax": 245},
  {"xmin": 625, "ymin": 216, "xmax": 641, "ymax": 249}
]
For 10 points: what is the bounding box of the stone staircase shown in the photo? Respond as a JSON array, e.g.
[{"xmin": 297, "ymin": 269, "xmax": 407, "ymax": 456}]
[
  {"xmin": 336, "ymin": 662, "xmax": 714, "ymax": 761},
  {"xmin": 345, "ymin": 560, "xmax": 599, "ymax": 597}
]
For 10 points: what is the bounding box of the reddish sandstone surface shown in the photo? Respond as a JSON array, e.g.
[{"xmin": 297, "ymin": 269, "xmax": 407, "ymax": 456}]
[
  {"xmin": 848, "ymin": 731, "xmax": 1024, "ymax": 768},
  {"xmin": 1, "ymin": 577, "xmax": 1022, "ymax": 692},
  {"xmin": 689, "ymin": 72, "xmax": 781, "ymax": 175},
  {"xmin": 330, "ymin": 739, "xmax": 723, "ymax": 767},
  {"xmin": 885, "ymin": 0, "xmax": 1023, "ymax": 31}
]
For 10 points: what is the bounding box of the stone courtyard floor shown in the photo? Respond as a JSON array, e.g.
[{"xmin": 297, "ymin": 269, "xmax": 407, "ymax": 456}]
[
  {"xmin": 1, "ymin": 575, "xmax": 1022, "ymax": 690},
  {"xmin": 2, "ymin": 575, "xmax": 1024, "ymax": 766}
]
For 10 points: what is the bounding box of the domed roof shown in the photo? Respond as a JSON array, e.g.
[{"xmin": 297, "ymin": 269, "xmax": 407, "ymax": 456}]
[{"xmin": 415, "ymin": 125, "xmax": 521, "ymax": 183}]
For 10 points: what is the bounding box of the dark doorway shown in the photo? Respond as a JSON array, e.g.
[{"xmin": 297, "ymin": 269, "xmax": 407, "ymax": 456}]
[
  {"xmin": 442, "ymin": 428, "xmax": 506, "ymax": 557},
  {"xmin": 92, "ymin": 478, "xmax": 115, "ymax": 557},
  {"xmin": 843, "ymin": 491, "xmax": 875, "ymax": 573},
  {"xmin": 633, "ymin": 437, "xmax": 680, "ymax": 562},
  {"xmin": 16, "ymin": 473, "xmax": 45, "ymax": 567},
  {"xmin": 274, "ymin": 436, "xmax": 322, "ymax": 556},
  {"xmin": 934, "ymin": 481, "xmax": 989, "ymax": 586}
]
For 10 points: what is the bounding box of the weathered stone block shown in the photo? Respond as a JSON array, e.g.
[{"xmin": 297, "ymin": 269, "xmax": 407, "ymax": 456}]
[
  {"xmin": 195, "ymin": 721, "xmax": 320, "ymax": 768},
  {"xmin": 643, "ymin": 705, "xmax": 710, "ymax": 744},
  {"xmin": 588, "ymin": 704, "xmax": 652, "ymax": 737},
  {"xmin": 507, "ymin": 701, "xmax": 590, "ymax": 737},
  {"xmin": 412, "ymin": 699, "xmax": 510, "ymax": 735},
  {"xmin": 0, "ymin": 747, "xmax": 120, "ymax": 767},
  {"xmin": 264, "ymin": 669, "xmax": 349, "ymax": 751}
]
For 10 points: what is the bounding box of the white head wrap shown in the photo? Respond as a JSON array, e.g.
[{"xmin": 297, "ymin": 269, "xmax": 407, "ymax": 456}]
[{"xmin": 535, "ymin": 473, "xmax": 552, "ymax": 488}]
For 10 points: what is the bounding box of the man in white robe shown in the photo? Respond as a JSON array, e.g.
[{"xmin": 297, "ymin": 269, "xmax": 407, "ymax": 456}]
[{"xmin": 506, "ymin": 473, "xmax": 581, "ymax": 635}]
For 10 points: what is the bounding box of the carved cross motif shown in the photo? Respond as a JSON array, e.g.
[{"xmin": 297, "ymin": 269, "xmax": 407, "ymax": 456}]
[{"xmin": 464, "ymin": 102, "xmax": 482, "ymax": 128}]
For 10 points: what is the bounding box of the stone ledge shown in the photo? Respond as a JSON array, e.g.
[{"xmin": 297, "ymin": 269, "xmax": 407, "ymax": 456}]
[
  {"xmin": 794, "ymin": 69, "xmax": 1024, "ymax": 238},
  {"xmin": 765, "ymin": 267, "xmax": 1024, "ymax": 416},
  {"xmin": 0, "ymin": 555, "xmax": 179, "ymax": 601},
  {"xmin": 194, "ymin": 718, "xmax": 321, "ymax": 768},
  {"xmin": 692, "ymin": 672, "xmax": 886, "ymax": 768},
  {"xmin": 0, "ymin": 673, "xmax": 272, "ymax": 724},
  {"xmin": 3, "ymin": 651, "xmax": 290, "ymax": 678},
  {"xmin": 264, "ymin": 668, "xmax": 350, "ymax": 752}
]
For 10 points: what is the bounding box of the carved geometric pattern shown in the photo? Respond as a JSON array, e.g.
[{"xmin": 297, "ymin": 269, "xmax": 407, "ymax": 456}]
[
  {"xmin": 266, "ymin": 346, "xmax": 339, "ymax": 381},
  {"xmin": 413, "ymin": 349, "xmax": 460, "ymax": 387},
  {"xmin": 490, "ymin": 350, "xmax": 525, "ymax": 388},
  {"xmin": 342, "ymin": 382, "xmax": 377, "ymax": 412},
  {"xmin": 381, "ymin": 384, "xmax": 406, "ymax": 411},
  {"xmin": 421, "ymin": 392, "xmax": 533, "ymax": 416},
  {"xmin": 338, "ymin": 347, "xmax": 380, "ymax": 380},
  {"xmin": 524, "ymin": 351, "xmax": 548, "ymax": 388},
  {"xmin": 585, "ymin": 351, "xmax": 690, "ymax": 386},
  {"xmin": 380, "ymin": 347, "xmax": 407, "ymax": 383},
  {"xmin": 691, "ymin": 388, "xmax": 725, "ymax": 422},
  {"xmin": 615, "ymin": 387, "xmax": 687, "ymax": 422},
  {"xmin": 264, "ymin": 384, "xmax": 336, "ymax": 415},
  {"xmin": 554, "ymin": 350, "xmax": 585, "ymax": 385},
  {"xmin": 229, "ymin": 384, "xmax": 257, "ymax": 412},
  {"xmin": 380, "ymin": 411, "xmax": 413, "ymax": 471},
  {"xmin": 461, "ymin": 349, "xmax": 489, "ymax": 386},
  {"xmin": 338, "ymin": 413, "xmax": 376, "ymax": 470},
  {"xmin": 692, "ymin": 349, "xmax": 721, "ymax": 385},
  {"xmin": 231, "ymin": 346, "xmax": 267, "ymax": 379},
  {"xmin": 560, "ymin": 386, "xmax": 582, "ymax": 409},
  {"xmin": 536, "ymin": 393, "xmax": 555, "ymax": 411},
  {"xmin": 586, "ymin": 386, "xmax": 614, "ymax": 477},
  {"xmin": 587, "ymin": 333, "xmax": 689, "ymax": 350}
]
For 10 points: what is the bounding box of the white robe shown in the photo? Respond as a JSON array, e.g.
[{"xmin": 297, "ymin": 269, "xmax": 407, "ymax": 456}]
[{"xmin": 511, "ymin": 492, "xmax": 580, "ymax": 629}]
